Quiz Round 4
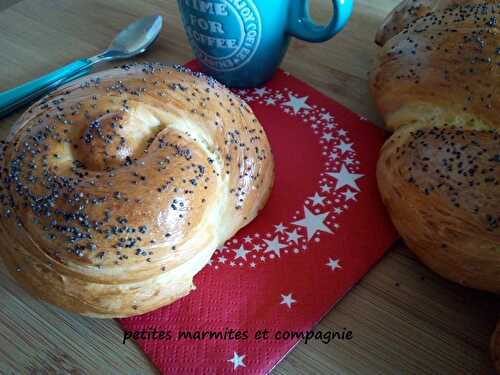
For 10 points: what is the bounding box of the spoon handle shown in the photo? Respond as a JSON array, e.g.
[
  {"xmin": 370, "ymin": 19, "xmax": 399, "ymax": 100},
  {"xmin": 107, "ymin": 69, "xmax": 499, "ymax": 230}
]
[{"xmin": 0, "ymin": 59, "xmax": 91, "ymax": 118}]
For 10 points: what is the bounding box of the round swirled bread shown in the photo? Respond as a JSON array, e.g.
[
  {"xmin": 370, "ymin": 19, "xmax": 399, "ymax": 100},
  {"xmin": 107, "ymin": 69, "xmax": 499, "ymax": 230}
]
[{"xmin": 0, "ymin": 63, "xmax": 274, "ymax": 317}]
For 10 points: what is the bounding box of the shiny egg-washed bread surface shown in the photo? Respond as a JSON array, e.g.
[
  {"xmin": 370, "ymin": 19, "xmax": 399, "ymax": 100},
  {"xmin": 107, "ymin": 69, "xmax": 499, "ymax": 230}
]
[
  {"xmin": 0, "ymin": 63, "xmax": 274, "ymax": 317},
  {"xmin": 375, "ymin": 0, "xmax": 499, "ymax": 46},
  {"xmin": 371, "ymin": 2, "xmax": 499, "ymax": 293}
]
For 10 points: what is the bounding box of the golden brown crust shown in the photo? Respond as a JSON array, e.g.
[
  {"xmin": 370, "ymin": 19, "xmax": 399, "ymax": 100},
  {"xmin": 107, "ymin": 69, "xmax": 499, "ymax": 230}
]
[
  {"xmin": 377, "ymin": 124, "xmax": 499, "ymax": 292},
  {"xmin": 372, "ymin": 2, "xmax": 499, "ymax": 132},
  {"xmin": 375, "ymin": 0, "xmax": 498, "ymax": 46},
  {"xmin": 371, "ymin": 3, "xmax": 499, "ymax": 293},
  {"xmin": 0, "ymin": 63, "xmax": 274, "ymax": 317}
]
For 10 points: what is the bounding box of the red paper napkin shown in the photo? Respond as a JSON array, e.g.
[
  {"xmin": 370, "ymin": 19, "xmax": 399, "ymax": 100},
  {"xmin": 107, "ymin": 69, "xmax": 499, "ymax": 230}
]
[{"xmin": 118, "ymin": 63, "xmax": 397, "ymax": 374}]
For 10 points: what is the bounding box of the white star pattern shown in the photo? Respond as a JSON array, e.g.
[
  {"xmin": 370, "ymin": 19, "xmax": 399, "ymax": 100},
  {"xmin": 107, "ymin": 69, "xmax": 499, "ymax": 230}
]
[
  {"xmin": 320, "ymin": 112, "xmax": 334, "ymax": 122},
  {"xmin": 205, "ymin": 86, "xmax": 362, "ymax": 268},
  {"xmin": 254, "ymin": 87, "xmax": 268, "ymax": 96},
  {"xmin": 309, "ymin": 192, "xmax": 326, "ymax": 206},
  {"xmin": 233, "ymin": 245, "xmax": 250, "ymax": 261},
  {"xmin": 280, "ymin": 293, "xmax": 297, "ymax": 309},
  {"xmin": 326, "ymin": 258, "xmax": 342, "ymax": 271},
  {"xmin": 342, "ymin": 189, "xmax": 358, "ymax": 201},
  {"xmin": 321, "ymin": 132, "xmax": 334, "ymax": 142},
  {"xmin": 292, "ymin": 207, "xmax": 333, "ymax": 240},
  {"xmin": 274, "ymin": 223, "xmax": 287, "ymax": 234},
  {"xmin": 327, "ymin": 164, "xmax": 364, "ymax": 191},
  {"xmin": 228, "ymin": 352, "xmax": 246, "ymax": 369},
  {"xmin": 264, "ymin": 97, "xmax": 276, "ymax": 106},
  {"xmin": 320, "ymin": 184, "xmax": 332, "ymax": 193},
  {"xmin": 286, "ymin": 229, "xmax": 302, "ymax": 244},
  {"xmin": 337, "ymin": 129, "xmax": 348, "ymax": 137},
  {"xmin": 283, "ymin": 94, "xmax": 311, "ymax": 114},
  {"xmin": 336, "ymin": 141, "xmax": 353, "ymax": 154},
  {"xmin": 263, "ymin": 236, "xmax": 287, "ymax": 257}
]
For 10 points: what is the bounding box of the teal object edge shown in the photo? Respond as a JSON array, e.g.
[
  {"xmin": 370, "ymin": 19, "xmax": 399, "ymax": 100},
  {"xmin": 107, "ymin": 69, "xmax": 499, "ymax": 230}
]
[
  {"xmin": 288, "ymin": 0, "xmax": 354, "ymax": 42},
  {"xmin": 0, "ymin": 59, "xmax": 91, "ymax": 118}
]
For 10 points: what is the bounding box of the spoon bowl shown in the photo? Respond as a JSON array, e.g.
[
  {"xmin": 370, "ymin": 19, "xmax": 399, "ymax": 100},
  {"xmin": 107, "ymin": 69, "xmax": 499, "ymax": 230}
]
[
  {"xmin": 105, "ymin": 15, "xmax": 163, "ymax": 58},
  {"xmin": 0, "ymin": 14, "xmax": 164, "ymax": 118}
]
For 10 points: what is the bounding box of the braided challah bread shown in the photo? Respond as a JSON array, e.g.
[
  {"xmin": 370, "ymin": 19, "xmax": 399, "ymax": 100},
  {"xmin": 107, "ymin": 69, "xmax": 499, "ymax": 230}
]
[
  {"xmin": 0, "ymin": 63, "xmax": 274, "ymax": 317},
  {"xmin": 371, "ymin": 1, "xmax": 499, "ymax": 293}
]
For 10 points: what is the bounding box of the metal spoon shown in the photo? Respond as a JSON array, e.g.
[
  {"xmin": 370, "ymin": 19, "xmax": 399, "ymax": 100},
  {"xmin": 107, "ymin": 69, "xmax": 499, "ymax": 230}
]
[{"xmin": 0, "ymin": 14, "xmax": 163, "ymax": 118}]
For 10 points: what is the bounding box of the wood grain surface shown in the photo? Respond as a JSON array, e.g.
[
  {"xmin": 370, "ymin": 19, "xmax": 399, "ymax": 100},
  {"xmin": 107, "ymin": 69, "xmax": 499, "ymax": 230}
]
[{"xmin": 0, "ymin": 0, "xmax": 498, "ymax": 374}]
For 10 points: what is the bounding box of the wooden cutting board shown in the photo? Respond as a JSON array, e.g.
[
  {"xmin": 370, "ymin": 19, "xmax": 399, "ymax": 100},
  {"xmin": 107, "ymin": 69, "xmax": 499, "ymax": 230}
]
[{"xmin": 0, "ymin": 0, "xmax": 498, "ymax": 374}]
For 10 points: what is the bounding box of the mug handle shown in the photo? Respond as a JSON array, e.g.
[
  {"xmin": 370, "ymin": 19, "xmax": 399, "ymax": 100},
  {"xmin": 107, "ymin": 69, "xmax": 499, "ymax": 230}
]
[{"xmin": 287, "ymin": 0, "xmax": 354, "ymax": 42}]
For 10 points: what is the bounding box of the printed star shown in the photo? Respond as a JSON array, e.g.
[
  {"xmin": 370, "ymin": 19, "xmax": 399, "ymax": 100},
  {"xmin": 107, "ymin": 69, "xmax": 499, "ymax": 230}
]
[
  {"xmin": 286, "ymin": 229, "xmax": 302, "ymax": 244},
  {"xmin": 321, "ymin": 132, "xmax": 334, "ymax": 142},
  {"xmin": 336, "ymin": 141, "xmax": 353, "ymax": 154},
  {"xmin": 250, "ymin": 262, "xmax": 256, "ymax": 268},
  {"xmin": 292, "ymin": 207, "xmax": 333, "ymax": 241},
  {"xmin": 283, "ymin": 94, "xmax": 311, "ymax": 114},
  {"xmin": 329, "ymin": 152, "xmax": 338, "ymax": 160},
  {"xmin": 263, "ymin": 236, "xmax": 287, "ymax": 257},
  {"xmin": 344, "ymin": 157, "xmax": 354, "ymax": 165},
  {"xmin": 253, "ymin": 243, "xmax": 262, "ymax": 252},
  {"xmin": 274, "ymin": 223, "xmax": 287, "ymax": 234},
  {"xmin": 254, "ymin": 87, "xmax": 268, "ymax": 96},
  {"xmin": 243, "ymin": 235, "xmax": 252, "ymax": 243},
  {"xmin": 228, "ymin": 352, "xmax": 246, "ymax": 369},
  {"xmin": 280, "ymin": 293, "xmax": 297, "ymax": 309},
  {"xmin": 320, "ymin": 112, "xmax": 334, "ymax": 122},
  {"xmin": 325, "ymin": 123, "xmax": 335, "ymax": 130},
  {"xmin": 244, "ymin": 96, "xmax": 254, "ymax": 102},
  {"xmin": 320, "ymin": 184, "xmax": 332, "ymax": 193},
  {"xmin": 309, "ymin": 192, "xmax": 326, "ymax": 206},
  {"xmin": 230, "ymin": 261, "xmax": 236, "ymax": 267},
  {"xmin": 337, "ymin": 129, "xmax": 348, "ymax": 137},
  {"xmin": 326, "ymin": 258, "xmax": 342, "ymax": 271},
  {"xmin": 327, "ymin": 164, "xmax": 364, "ymax": 191},
  {"xmin": 233, "ymin": 245, "xmax": 250, "ymax": 261},
  {"xmin": 275, "ymin": 93, "xmax": 284, "ymax": 100},
  {"xmin": 264, "ymin": 97, "xmax": 276, "ymax": 106},
  {"xmin": 218, "ymin": 256, "xmax": 227, "ymax": 264},
  {"xmin": 334, "ymin": 207, "xmax": 343, "ymax": 214},
  {"xmin": 343, "ymin": 189, "xmax": 358, "ymax": 201}
]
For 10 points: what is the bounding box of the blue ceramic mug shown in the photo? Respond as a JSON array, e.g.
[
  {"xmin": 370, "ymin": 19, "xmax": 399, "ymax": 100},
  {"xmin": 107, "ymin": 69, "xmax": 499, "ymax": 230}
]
[{"xmin": 177, "ymin": 0, "xmax": 354, "ymax": 87}]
